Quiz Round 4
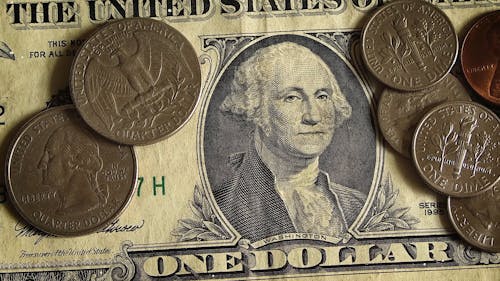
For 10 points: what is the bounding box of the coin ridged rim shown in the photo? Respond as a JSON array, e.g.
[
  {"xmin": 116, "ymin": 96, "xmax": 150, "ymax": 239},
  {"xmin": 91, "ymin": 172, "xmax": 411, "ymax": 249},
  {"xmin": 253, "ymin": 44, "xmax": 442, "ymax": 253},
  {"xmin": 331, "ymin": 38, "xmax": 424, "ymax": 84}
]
[
  {"xmin": 460, "ymin": 10, "xmax": 500, "ymax": 106},
  {"xmin": 361, "ymin": 0, "xmax": 458, "ymax": 91},
  {"xmin": 411, "ymin": 101, "xmax": 500, "ymax": 197},
  {"xmin": 70, "ymin": 18, "xmax": 201, "ymax": 146},
  {"xmin": 447, "ymin": 196, "xmax": 500, "ymax": 253},
  {"xmin": 377, "ymin": 91, "xmax": 406, "ymax": 157},
  {"xmin": 4, "ymin": 105, "xmax": 138, "ymax": 236}
]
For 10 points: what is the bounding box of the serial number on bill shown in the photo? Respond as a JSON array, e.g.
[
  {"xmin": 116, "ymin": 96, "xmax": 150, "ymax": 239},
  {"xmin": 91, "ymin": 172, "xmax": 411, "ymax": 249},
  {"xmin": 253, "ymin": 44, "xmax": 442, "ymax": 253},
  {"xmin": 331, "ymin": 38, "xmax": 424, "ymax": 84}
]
[{"xmin": 419, "ymin": 201, "xmax": 446, "ymax": 216}]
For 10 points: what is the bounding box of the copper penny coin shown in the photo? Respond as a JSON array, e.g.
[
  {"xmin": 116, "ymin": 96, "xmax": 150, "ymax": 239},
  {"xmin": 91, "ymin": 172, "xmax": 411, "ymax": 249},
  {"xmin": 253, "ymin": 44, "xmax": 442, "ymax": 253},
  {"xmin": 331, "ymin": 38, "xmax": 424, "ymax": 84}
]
[
  {"xmin": 362, "ymin": 0, "xmax": 458, "ymax": 91},
  {"xmin": 448, "ymin": 183, "xmax": 500, "ymax": 252},
  {"xmin": 412, "ymin": 101, "xmax": 500, "ymax": 197},
  {"xmin": 71, "ymin": 18, "xmax": 201, "ymax": 145},
  {"xmin": 378, "ymin": 74, "xmax": 471, "ymax": 158},
  {"xmin": 461, "ymin": 11, "xmax": 500, "ymax": 106},
  {"xmin": 5, "ymin": 106, "xmax": 137, "ymax": 236}
]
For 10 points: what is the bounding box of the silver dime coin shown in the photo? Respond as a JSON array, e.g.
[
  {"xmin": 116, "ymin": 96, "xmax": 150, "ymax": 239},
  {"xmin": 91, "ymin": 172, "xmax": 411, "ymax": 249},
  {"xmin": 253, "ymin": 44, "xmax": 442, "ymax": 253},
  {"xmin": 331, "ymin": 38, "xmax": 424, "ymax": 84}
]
[
  {"xmin": 412, "ymin": 101, "xmax": 500, "ymax": 197},
  {"xmin": 362, "ymin": 0, "xmax": 458, "ymax": 91}
]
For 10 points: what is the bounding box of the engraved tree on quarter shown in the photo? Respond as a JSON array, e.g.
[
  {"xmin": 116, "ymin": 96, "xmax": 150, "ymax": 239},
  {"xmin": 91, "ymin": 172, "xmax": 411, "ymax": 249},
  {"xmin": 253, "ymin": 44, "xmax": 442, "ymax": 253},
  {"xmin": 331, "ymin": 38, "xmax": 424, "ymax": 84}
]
[{"xmin": 431, "ymin": 122, "xmax": 458, "ymax": 172}]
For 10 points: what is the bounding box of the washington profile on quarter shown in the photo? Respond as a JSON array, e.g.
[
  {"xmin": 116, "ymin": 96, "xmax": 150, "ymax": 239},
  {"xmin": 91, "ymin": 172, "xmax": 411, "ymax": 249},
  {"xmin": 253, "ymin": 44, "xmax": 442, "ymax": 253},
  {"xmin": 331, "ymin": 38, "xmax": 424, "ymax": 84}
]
[
  {"xmin": 71, "ymin": 18, "xmax": 201, "ymax": 145},
  {"xmin": 361, "ymin": 0, "xmax": 458, "ymax": 91},
  {"xmin": 412, "ymin": 101, "xmax": 500, "ymax": 197},
  {"xmin": 448, "ymin": 182, "xmax": 500, "ymax": 252},
  {"xmin": 378, "ymin": 74, "xmax": 471, "ymax": 158},
  {"xmin": 5, "ymin": 106, "xmax": 137, "ymax": 236}
]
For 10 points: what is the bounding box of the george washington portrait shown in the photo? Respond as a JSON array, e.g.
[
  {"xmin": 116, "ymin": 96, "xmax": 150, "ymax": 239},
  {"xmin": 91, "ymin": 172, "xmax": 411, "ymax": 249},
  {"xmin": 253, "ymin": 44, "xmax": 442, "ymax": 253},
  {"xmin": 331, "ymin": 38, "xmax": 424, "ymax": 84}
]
[
  {"xmin": 204, "ymin": 38, "xmax": 376, "ymax": 242},
  {"xmin": 38, "ymin": 124, "xmax": 109, "ymax": 216}
]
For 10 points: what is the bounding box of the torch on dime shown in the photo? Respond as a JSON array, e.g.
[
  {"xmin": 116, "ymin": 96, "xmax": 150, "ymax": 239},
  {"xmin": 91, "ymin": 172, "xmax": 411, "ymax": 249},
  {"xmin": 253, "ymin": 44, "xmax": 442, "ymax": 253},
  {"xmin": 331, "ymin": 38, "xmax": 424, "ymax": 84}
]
[{"xmin": 361, "ymin": 0, "xmax": 458, "ymax": 91}]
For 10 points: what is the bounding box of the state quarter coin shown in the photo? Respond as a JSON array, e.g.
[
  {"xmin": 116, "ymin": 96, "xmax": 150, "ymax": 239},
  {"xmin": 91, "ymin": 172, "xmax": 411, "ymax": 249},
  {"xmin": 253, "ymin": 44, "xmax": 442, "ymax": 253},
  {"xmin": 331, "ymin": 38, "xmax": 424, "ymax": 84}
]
[
  {"xmin": 448, "ymin": 183, "xmax": 500, "ymax": 252},
  {"xmin": 461, "ymin": 10, "xmax": 500, "ymax": 106},
  {"xmin": 71, "ymin": 18, "xmax": 201, "ymax": 145},
  {"xmin": 412, "ymin": 101, "xmax": 500, "ymax": 197},
  {"xmin": 362, "ymin": 0, "xmax": 458, "ymax": 91},
  {"xmin": 378, "ymin": 74, "xmax": 471, "ymax": 158},
  {"xmin": 5, "ymin": 106, "xmax": 137, "ymax": 236}
]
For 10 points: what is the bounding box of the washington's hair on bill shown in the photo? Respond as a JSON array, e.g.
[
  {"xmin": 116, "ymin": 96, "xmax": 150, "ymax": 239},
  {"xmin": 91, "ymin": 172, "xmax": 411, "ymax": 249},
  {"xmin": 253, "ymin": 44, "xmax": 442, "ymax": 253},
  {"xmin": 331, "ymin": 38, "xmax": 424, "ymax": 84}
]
[{"xmin": 219, "ymin": 41, "xmax": 352, "ymax": 127}]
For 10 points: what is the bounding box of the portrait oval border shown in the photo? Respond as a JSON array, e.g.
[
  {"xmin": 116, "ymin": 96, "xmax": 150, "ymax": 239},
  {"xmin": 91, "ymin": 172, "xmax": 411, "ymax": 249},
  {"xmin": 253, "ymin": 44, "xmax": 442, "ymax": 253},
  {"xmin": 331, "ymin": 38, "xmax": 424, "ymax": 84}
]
[{"xmin": 196, "ymin": 32, "xmax": 384, "ymax": 243}]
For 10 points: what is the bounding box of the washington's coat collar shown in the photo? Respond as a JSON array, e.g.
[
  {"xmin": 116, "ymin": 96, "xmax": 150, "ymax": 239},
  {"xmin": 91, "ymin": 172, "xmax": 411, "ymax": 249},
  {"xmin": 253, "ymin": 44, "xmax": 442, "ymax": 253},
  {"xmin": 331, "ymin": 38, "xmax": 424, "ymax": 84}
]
[{"xmin": 217, "ymin": 141, "xmax": 349, "ymax": 242}]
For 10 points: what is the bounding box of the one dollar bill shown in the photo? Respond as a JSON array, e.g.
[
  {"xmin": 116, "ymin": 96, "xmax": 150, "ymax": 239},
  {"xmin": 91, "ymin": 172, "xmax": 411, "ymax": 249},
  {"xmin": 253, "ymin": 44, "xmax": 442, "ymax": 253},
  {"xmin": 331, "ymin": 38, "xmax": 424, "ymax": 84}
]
[{"xmin": 0, "ymin": 0, "xmax": 499, "ymax": 280}]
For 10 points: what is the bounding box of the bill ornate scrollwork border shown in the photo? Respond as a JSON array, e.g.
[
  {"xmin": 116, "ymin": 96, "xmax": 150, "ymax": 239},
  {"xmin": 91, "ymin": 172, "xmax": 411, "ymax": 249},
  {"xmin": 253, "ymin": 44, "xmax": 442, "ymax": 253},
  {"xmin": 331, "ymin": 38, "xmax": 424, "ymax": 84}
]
[
  {"xmin": 0, "ymin": 241, "xmax": 135, "ymax": 281},
  {"xmin": 452, "ymin": 240, "xmax": 500, "ymax": 265}
]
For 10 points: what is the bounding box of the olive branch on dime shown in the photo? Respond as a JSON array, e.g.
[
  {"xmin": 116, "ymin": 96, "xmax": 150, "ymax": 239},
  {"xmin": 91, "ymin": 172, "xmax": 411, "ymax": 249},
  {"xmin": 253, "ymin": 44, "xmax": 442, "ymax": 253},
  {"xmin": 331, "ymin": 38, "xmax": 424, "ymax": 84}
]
[
  {"xmin": 360, "ymin": 175, "xmax": 419, "ymax": 232},
  {"xmin": 415, "ymin": 18, "xmax": 441, "ymax": 61},
  {"xmin": 171, "ymin": 185, "xmax": 230, "ymax": 242},
  {"xmin": 381, "ymin": 31, "xmax": 410, "ymax": 73},
  {"xmin": 469, "ymin": 131, "xmax": 491, "ymax": 177},
  {"xmin": 431, "ymin": 122, "xmax": 459, "ymax": 172}
]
